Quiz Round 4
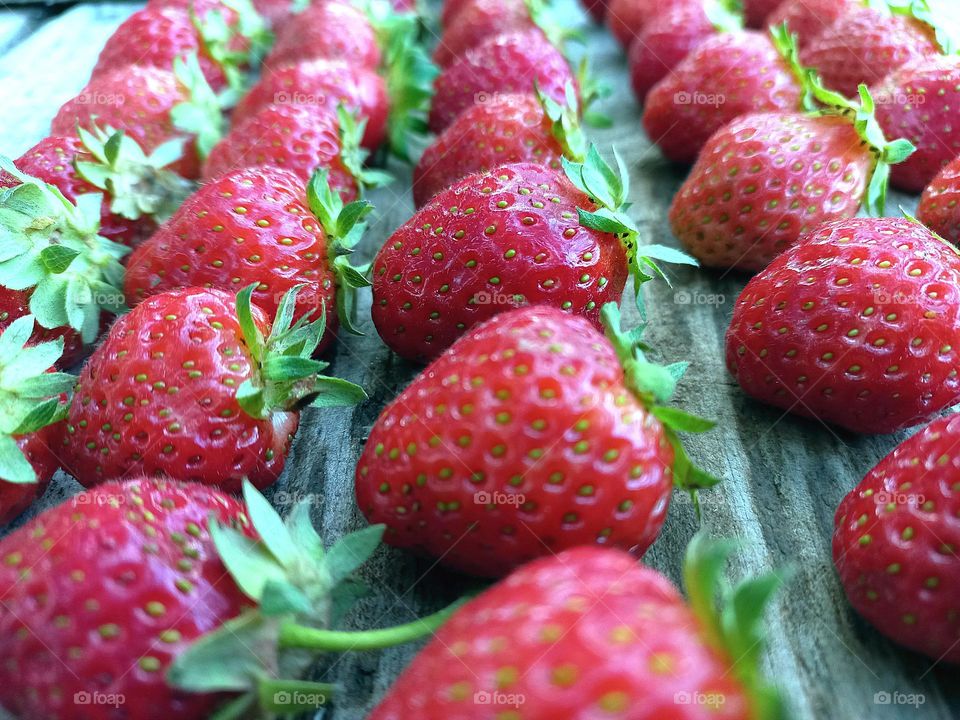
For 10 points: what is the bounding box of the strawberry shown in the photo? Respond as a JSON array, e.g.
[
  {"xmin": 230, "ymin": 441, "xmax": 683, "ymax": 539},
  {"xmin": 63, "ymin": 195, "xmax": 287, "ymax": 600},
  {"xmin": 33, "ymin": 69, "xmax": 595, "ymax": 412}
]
[
  {"xmin": 642, "ymin": 26, "xmax": 805, "ymax": 165},
  {"xmin": 872, "ymin": 54, "xmax": 960, "ymax": 193},
  {"xmin": 61, "ymin": 285, "xmax": 366, "ymax": 491},
  {"xmin": 233, "ymin": 59, "xmax": 389, "ymax": 150},
  {"xmin": 917, "ymin": 154, "xmax": 960, "ymax": 244},
  {"xmin": 765, "ymin": 0, "xmax": 860, "ymax": 49},
  {"xmin": 432, "ymin": 0, "xmax": 534, "ymax": 67},
  {"xmin": 834, "ymin": 414, "xmax": 960, "ymax": 662},
  {"xmin": 0, "ymin": 315, "xmax": 73, "ymax": 524},
  {"xmin": 628, "ymin": 0, "xmax": 740, "ymax": 103},
  {"xmin": 357, "ymin": 303, "xmax": 717, "ymax": 576},
  {"xmin": 413, "ymin": 85, "xmax": 585, "ymax": 208},
  {"xmin": 428, "ymin": 29, "xmax": 575, "ymax": 133},
  {"xmin": 580, "ymin": 0, "xmax": 606, "ymax": 22},
  {"xmin": 669, "ymin": 84, "xmax": 915, "ymax": 271},
  {"xmin": 0, "ymin": 477, "xmax": 454, "ymax": 719},
  {"xmin": 266, "ymin": 0, "xmax": 381, "ymax": 69},
  {"xmin": 2, "ymin": 125, "xmax": 192, "ymax": 248},
  {"xmin": 372, "ymin": 150, "xmax": 695, "ymax": 362},
  {"xmin": 605, "ymin": 0, "xmax": 689, "ymax": 48},
  {"xmin": 369, "ymin": 538, "xmax": 786, "ymax": 719},
  {"xmin": 726, "ymin": 217, "xmax": 960, "ymax": 434},
  {"xmin": 0, "ymin": 286, "xmax": 84, "ymax": 368},
  {"xmin": 125, "ymin": 166, "xmax": 373, "ymax": 352},
  {"xmin": 799, "ymin": 3, "xmax": 941, "ymax": 98},
  {"xmin": 742, "ymin": 0, "xmax": 780, "ymax": 27},
  {"xmin": 52, "ymin": 57, "xmax": 225, "ymax": 180}
]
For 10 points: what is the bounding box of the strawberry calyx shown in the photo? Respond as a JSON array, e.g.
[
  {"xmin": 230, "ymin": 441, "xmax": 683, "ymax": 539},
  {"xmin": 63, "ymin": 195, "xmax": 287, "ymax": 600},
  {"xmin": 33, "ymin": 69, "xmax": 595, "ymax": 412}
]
[
  {"xmin": 234, "ymin": 283, "xmax": 367, "ymax": 418},
  {"xmin": 167, "ymin": 480, "xmax": 463, "ymax": 717},
  {"xmin": 0, "ymin": 158, "xmax": 129, "ymax": 343},
  {"xmin": 73, "ymin": 122, "xmax": 194, "ymax": 224},
  {"xmin": 170, "ymin": 52, "xmax": 228, "ymax": 158},
  {"xmin": 337, "ymin": 105, "xmax": 394, "ymax": 193},
  {"xmin": 601, "ymin": 303, "xmax": 721, "ymax": 493},
  {"xmin": 885, "ymin": 0, "xmax": 960, "ymax": 55},
  {"xmin": 306, "ymin": 166, "xmax": 375, "ymax": 335},
  {"xmin": 575, "ymin": 57, "xmax": 612, "ymax": 127},
  {"xmin": 803, "ymin": 76, "xmax": 916, "ymax": 216},
  {"xmin": 535, "ymin": 81, "xmax": 587, "ymax": 162},
  {"xmin": 683, "ymin": 533, "xmax": 789, "ymax": 720},
  {"xmin": 0, "ymin": 315, "xmax": 73, "ymax": 485},
  {"xmin": 562, "ymin": 147, "xmax": 699, "ymax": 315},
  {"xmin": 525, "ymin": 0, "xmax": 582, "ymax": 53},
  {"xmin": 191, "ymin": 0, "xmax": 273, "ymax": 101},
  {"xmin": 768, "ymin": 23, "xmax": 815, "ymax": 110},
  {"xmin": 702, "ymin": 0, "xmax": 744, "ymax": 33}
]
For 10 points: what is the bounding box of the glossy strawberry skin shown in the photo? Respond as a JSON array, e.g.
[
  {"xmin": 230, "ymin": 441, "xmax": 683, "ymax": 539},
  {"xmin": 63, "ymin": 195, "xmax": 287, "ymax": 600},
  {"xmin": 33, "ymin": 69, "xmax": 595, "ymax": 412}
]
[
  {"xmin": 52, "ymin": 65, "xmax": 201, "ymax": 179},
  {"xmin": 92, "ymin": 7, "xmax": 228, "ymax": 90},
  {"xmin": 0, "ymin": 427, "xmax": 62, "ymax": 525},
  {"xmin": 766, "ymin": 0, "xmax": 859, "ymax": 49},
  {"xmin": 358, "ymin": 308, "xmax": 674, "ymax": 578},
  {"xmin": 0, "ymin": 286, "xmax": 85, "ymax": 368},
  {"xmin": 643, "ymin": 31, "xmax": 803, "ymax": 164},
  {"xmin": 0, "ymin": 478, "xmax": 253, "ymax": 720},
  {"xmin": 233, "ymin": 59, "xmax": 387, "ymax": 150},
  {"xmin": 433, "ymin": 0, "xmax": 533, "ymax": 68},
  {"xmin": 266, "ymin": 0, "xmax": 380, "ymax": 68},
  {"xmin": 627, "ymin": 2, "xmax": 716, "ymax": 103},
  {"xmin": 872, "ymin": 55, "xmax": 960, "ymax": 194},
  {"xmin": 918, "ymin": 155, "xmax": 960, "ymax": 245},
  {"xmin": 580, "ymin": 0, "xmax": 606, "ymax": 22},
  {"xmin": 726, "ymin": 218, "xmax": 960, "ymax": 434},
  {"xmin": 372, "ymin": 163, "xmax": 626, "ymax": 363},
  {"xmin": 202, "ymin": 103, "xmax": 357, "ymax": 198},
  {"xmin": 670, "ymin": 113, "xmax": 870, "ymax": 271},
  {"xmin": 799, "ymin": 6, "xmax": 938, "ymax": 98},
  {"xmin": 369, "ymin": 547, "xmax": 752, "ymax": 719},
  {"xmin": 742, "ymin": 0, "xmax": 780, "ymax": 28},
  {"xmin": 125, "ymin": 167, "xmax": 339, "ymax": 352},
  {"xmin": 61, "ymin": 288, "xmax": 299, "ymax": 492},
  {"xmin": 606, "ymin": 0, "xmax": 687, "ymax": 48},
  {"xmin": 413, "ymin": 93, "xmax": 564, "ymax": 208},
  {"xmin": 834, "ymin": 415, "xmax": 960, "ymax": 663},
  {"xmin": 428, "ymin": 30, "xmax": 574, "ymax": 133}
]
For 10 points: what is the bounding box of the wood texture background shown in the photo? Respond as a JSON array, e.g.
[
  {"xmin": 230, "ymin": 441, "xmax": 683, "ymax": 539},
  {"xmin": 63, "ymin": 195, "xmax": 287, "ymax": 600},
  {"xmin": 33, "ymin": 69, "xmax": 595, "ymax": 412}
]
[{"xmin": 0, "ymin": 1, "xmax": 957, "ymax": 718}]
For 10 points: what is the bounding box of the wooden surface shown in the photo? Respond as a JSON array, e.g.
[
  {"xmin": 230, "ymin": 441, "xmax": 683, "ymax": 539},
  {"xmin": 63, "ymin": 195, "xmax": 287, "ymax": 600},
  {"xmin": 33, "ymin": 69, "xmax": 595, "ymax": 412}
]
[{"xmin": 0, "ymin": 1, "xmax": 958, "ymax": 718}]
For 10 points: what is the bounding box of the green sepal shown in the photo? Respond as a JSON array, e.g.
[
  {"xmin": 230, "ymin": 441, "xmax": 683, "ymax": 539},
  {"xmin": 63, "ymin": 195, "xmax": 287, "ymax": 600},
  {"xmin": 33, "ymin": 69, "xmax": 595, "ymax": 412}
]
[
  {"xmin": 683, "ymin": 534, "xmax": 790, "ymax": 720},
  {"xmin": 74, "ymin": 123, "xmax": 194, "ymax": 224},
  {"xmin": 536, "ymin": 81, "xmax": 587, "ymax": 162},
  {"xmin": 575, "ymin": 56, "xmax": 612, "ymax": 127},
  {"xmin": 191, "ymin": 0, "xmax": 273, "ymax": 102},
  {"xmin": 525, "ymin": 0, "xmax": 583, "ymax": 53},
  {"xmin": 886, "ymin": 0, "xmax": 960, "ymax": 55},
  {"xmin": 0, "ymin": 158, "xmax": 129, "ymax": 342},
  {"xmin": 768, "ymin": 23, "xmax": 814, "ymax": 111},
  {"xmin": 171, "ymin": 53, "xmax": 227, "ymax": 159},
  {"xmin": 702, "ymin": 0, "xmax": 743, "ymax": 33},
  {"xmin": 337, "ymin": 105, "xmax": 394, "ymax": 193}
]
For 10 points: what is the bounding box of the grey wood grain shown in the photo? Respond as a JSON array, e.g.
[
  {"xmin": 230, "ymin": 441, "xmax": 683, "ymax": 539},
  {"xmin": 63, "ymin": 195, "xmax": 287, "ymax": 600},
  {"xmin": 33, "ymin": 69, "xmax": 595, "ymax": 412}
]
[{"xmin": 0, "ymin": 1, "xmax": 957, "ymax": 719}]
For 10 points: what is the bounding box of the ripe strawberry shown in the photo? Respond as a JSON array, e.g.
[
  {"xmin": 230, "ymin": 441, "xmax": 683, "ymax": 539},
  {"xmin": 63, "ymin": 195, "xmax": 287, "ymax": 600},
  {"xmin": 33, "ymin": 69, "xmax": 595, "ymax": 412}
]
[
  {"xmin": 0, "ymin": 315, "xmax": 73, "ymax": 524},
  {"xmin": 642, "ymin": 26, "xmax": 804, "ymax": 164},
  {"xmin": 800, "ymin": 4, "xmax": 940, "ymax": 98},
  {"xmin": 669, "ymin": 85, "xmax": 915, "ymax": 271},
  {"xmin": 872, "ymin": 54, "xmax": 960, "ymax": 193},
  {"xmin": 606, "ymin": 0, "xmax": 688, "ymax": 48},
  {"xmin": 357, "ymin": 303, "xmax": 717, "ymax": 576},
  {"xmin": 0, "ymin": 476, "xmax": 444, "ymax": 719},
  {"xmin": 726, "ymin": 217, "xmax": 960, "ymax": 434},
  {"xmin": 233, "ymin": 59, "xmax": 389, "ymax": 150},
  {"xmin": 428, "ymin": 29, "xmax": 575, "ymax": 133},
  {"xmin": 413, "ymin": 85, "xmax": 584, "ymax": 208},
  {"xmin": 765, "ymin": 0, "xmax": 860, "ymax": 49},
  {"xmin": 52, "ymin": 58, "xmax": 225, "ymax": 180},
  {"xmin": 0, "ymin": 286, "xmax": 84, "ymax": 368},
  {"xmin": 2, "ymin": 125, "xmax": 191, "ymax": 248},
  {"xmin": 742, "ymin": 0, "xmax": 779, "ymax": 27},
  {"xmin": 369, "ymin": 538, "xmax": 785, "ymax": 718},
  {"xmin": 580, "ymin": 0, "xmax": 606, "ymax": 22},
  {"xmin": 433, "ymin": 0, "xmax": 534, "ymax": 68},
  {"xmin": 834, "ymin": 414, "xmax": 960, "ymax": 662},
  {"xmin": 917, "ymin": 154, "xmax": 960, "ymax": 244},
  {"xmin": 266, "ymin": 0, "xmax": 381, "ymax": 68},
  {"xmin": 125, "ymin": 166, "xmax": 373, "ymax": 352},
  {"xmin": 61, "ymin": 285, "xmax": 366, "ymax": 491}
]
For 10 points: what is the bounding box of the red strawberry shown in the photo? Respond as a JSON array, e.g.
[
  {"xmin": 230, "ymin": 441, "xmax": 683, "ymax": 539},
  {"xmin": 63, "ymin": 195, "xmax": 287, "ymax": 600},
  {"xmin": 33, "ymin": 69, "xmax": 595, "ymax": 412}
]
[
  {"xmin": 0, "ymin": 315, "xmax": 73, "ymax": 524},
  {"xmin": 765, "ymin": 0, "xmax": 860, "ymax": 49},
  {"xmin": 800, "ymin": 4, "xmax": 939, "ymax": 98},
  {"xmin": 369, "ymin": 538, "xmax": 785, "ymax": 719},
  {"xmin": 872, "ymin": 54, "xmax": 960, "ymax": 193},
  {"xmin": 726, "ymin": 217, "xmax": 960, "ymax": 434},
  {"xmin": 918, "ymin": 154, "xmax": 960, "ymax": 244},
  {"xmin": 233, "ymin": 59, "xmax": 388, "ymax": 150},
  {"xmin": 52, "ymin": 58, "xmax": 225, "ymax": 180},
  {"xmin": 742, "ymin": 0, "xmax": 779, "ymax": 28},
  {"xmin": 834, "ymin": 414, "xmax": 960, "ymax": 662},
  {"xmin": 669, "ymin": 85, "xmax": 915, "ymax": 271},
  {"xmin": 413, "ymin": 86, "xmax": 584, "ymax": 208},
  {"xmin": 61, "ymin": 285, "xmax": 366, "ymax": 491},
  {"xmin": 357, "ymin": 303, "xmax": 717, "ymax": 576},
  {"xmin": 428, "ymin": 29, "xmax": 575, "ymax": 133},
  {"xmin": 580, "ymin": 0, "xmax": 606, "ymax": 22},
  {"xmin": 642, "ymin": 26, "xmax": 804, "ymax": 164},
  {"xmin": 433, "ymin": 0, "xmax": 534, "ymax": 67},
  {"xmin": 606, "ymin": 0, "xmax": 691, "ymax": 48},
  {"xmin": 266, "ymin": 0, "xmax": 381, "ymax": 68},
  {"xmin": 125, "ymin": 166, "xmax": 372, "ymax": 352},
  {"xmin": 0, "ymin": 286, "xmax": 84, "ymax": 368},
  {"xmin": 0, "ymin": 476, "xmax": 440, "ymax": 719}
]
